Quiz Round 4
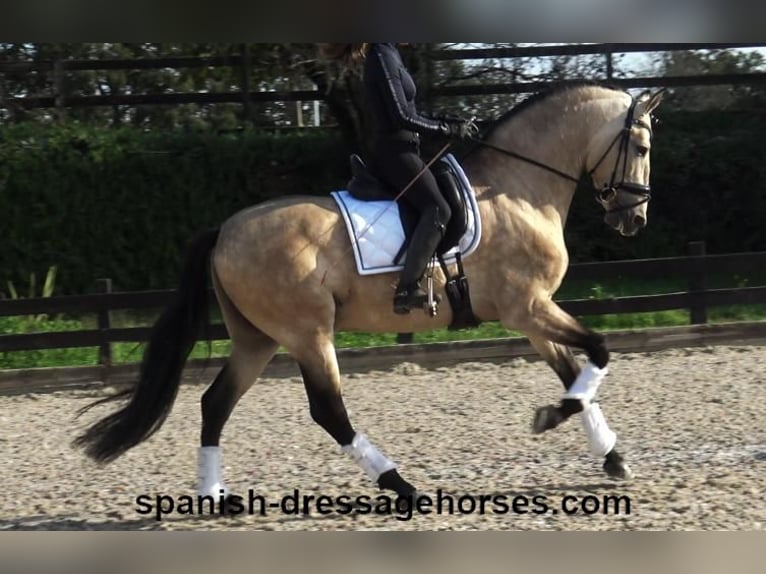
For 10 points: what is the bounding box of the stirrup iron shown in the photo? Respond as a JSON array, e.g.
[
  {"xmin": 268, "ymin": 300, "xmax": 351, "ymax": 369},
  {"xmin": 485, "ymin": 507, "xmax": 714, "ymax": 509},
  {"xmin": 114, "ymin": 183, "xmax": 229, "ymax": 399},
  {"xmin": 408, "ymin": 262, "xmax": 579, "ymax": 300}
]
[{"xmin": 426, "ymin": 259, "xmax": 438, "ymax": 317}]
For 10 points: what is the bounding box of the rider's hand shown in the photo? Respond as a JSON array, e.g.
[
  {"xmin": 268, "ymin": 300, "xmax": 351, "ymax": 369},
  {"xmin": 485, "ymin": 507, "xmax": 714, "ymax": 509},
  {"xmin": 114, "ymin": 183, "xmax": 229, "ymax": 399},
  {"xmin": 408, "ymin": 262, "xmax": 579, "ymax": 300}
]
[{"xmin": 443, "ymin": 118, "xmax": 479, "ymax": 140}]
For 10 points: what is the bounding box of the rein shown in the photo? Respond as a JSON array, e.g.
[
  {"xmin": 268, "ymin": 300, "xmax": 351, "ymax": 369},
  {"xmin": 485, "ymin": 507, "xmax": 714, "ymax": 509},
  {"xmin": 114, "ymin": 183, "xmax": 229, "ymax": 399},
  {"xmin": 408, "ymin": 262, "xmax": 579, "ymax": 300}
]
[
  {"xmin": 470, "ymin": 97, "xmax": 653, "ymax": 214},
  {"xmin": 467, "ymin": 138, "xmax": 581, "ymax": 185}
]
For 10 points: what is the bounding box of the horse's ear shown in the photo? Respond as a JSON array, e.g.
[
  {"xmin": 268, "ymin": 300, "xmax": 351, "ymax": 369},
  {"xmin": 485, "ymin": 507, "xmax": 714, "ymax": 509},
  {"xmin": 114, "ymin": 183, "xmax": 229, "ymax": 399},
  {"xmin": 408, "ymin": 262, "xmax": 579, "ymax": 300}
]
[{"xmin": 636, "ymin": 88, "xmax": 665, "ymax": 116}]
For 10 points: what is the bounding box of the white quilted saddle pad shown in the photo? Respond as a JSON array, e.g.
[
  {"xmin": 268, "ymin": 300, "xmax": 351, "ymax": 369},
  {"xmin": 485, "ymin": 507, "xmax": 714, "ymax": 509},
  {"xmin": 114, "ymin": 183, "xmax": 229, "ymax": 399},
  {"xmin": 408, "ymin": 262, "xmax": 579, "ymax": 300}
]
[{"xmin": 331, "ymin": 153, "xmax": 481, "ymax": 276}]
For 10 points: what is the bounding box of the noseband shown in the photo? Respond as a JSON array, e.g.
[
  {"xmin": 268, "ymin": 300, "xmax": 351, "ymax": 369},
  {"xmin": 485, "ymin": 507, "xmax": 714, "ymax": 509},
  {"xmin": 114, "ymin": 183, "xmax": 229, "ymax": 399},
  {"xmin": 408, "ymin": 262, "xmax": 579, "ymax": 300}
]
[{"xmin": 472, "ymin": 96, "xmax": 653, "ymax": 214}]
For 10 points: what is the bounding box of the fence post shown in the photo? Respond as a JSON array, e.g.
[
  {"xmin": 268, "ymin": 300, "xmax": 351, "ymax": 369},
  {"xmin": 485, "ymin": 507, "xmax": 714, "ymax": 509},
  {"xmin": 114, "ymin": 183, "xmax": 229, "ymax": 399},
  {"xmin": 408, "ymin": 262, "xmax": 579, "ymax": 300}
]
[
  {"xmin": 688, "ymin": 241, "xmax": 707, "ymax": 324},
  {"xmin": 396, "ymin": 333, "xmax": 414, "ymax": 344},
  {"xmin": 605, "ymin": 49, "xmax": 614, "ymax": 82},
  {"xmin": 240, "ymin": 43, "xmax": 254, "ymax": 126},
  {"xmin": 96, "ymin": 278, "xmax": 113, "ymax": 378}
]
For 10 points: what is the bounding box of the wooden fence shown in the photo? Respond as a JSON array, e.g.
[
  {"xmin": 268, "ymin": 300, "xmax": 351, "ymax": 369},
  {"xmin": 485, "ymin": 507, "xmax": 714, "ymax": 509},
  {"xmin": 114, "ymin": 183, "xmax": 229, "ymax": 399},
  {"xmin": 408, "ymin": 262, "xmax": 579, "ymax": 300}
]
[
  {"xmin": 2, "ymin": 43, "xmax": 766, "ymax": 115},
  {"xmin": 1, "ymin": 242, "xmax": 765, "ymax": 371}
]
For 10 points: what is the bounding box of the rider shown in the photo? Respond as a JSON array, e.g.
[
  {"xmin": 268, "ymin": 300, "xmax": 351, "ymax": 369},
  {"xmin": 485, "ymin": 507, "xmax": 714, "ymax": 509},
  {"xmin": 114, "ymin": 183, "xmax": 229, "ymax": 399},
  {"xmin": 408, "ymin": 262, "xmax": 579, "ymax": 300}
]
[{"xmin": 320, "ymin": 43, "xmax": 477, "ymax": 314}]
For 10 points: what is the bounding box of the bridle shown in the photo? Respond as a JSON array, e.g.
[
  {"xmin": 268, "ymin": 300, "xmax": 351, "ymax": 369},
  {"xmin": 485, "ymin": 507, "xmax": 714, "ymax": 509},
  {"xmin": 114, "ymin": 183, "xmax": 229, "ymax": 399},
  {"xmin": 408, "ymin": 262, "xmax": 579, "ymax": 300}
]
[
  {"xmin": 471, "ymin": 97, "xmax": 654, "ymax": 215},
  {"xmin": 587, "ymin": 98, "xmax": 653, "ymax": 213}
]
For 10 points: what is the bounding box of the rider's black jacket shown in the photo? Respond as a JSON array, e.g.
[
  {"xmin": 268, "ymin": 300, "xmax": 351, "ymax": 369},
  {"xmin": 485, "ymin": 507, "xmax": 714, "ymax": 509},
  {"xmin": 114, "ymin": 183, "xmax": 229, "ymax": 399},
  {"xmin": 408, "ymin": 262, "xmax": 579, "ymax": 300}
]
[{"xmin": 363, "ymin": 43, "xmax": 446, "ymax": 143}]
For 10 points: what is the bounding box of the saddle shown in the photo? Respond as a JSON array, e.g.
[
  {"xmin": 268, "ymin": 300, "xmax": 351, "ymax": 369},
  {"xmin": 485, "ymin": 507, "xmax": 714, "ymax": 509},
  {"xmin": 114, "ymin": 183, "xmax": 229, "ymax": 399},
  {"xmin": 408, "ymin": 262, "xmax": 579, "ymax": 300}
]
[
  {"xmin": 345, "ymin": 154, "xmax": 480, "ymax": 331},
  {"xmin": 346, "ymin": 154, "xmax": 469, "ymax": 263}
]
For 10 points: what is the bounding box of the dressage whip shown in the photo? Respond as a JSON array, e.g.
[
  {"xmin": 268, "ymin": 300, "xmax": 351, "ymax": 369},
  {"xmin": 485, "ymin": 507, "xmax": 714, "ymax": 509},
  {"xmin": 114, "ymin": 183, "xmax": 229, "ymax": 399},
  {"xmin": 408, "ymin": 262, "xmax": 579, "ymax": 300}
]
[
  {"xmin": 350, "ymin": 142, "xmax": 452, "ymax": 238},
  {"xmin": 320, "ymin": 141, "xmax": 452, "ymax": 285}
]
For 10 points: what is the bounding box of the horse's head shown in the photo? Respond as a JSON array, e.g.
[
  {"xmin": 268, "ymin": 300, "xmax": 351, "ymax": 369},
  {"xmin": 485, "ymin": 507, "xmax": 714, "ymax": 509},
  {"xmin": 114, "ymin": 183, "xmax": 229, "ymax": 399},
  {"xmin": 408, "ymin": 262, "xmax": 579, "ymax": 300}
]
[{"xmin": 586, "ymin": 89, "xmax": 664, "ymax": 237}]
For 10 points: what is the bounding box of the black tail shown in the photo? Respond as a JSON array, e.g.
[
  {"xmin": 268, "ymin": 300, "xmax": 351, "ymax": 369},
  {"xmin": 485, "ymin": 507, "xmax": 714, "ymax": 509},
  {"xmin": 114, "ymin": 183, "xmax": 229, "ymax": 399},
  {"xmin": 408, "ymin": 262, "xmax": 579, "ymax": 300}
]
[{"xmin": 73, "ymin": 227, "xmax": 221, "ymax": 463}]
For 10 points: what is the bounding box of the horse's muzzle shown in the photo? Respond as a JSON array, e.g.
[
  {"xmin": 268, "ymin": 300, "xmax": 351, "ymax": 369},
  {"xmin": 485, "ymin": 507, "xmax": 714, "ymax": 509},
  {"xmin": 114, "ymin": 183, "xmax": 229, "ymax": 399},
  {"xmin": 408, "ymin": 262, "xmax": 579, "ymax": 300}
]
[
  {"xmin": 599, "ymin": 182, "xmax": 650, "ymax": 236},
  {"xmin": 605, "ymin": 211, "xmax": 647, "ymax": 237}
]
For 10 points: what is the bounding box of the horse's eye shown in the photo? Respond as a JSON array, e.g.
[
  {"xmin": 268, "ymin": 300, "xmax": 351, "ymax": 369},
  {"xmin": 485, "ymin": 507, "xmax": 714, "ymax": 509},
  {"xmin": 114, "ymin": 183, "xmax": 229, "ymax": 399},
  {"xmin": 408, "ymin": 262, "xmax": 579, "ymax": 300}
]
[{"xmin": 636, "ymin": 145, "xmax": 649, "ymax": 157}]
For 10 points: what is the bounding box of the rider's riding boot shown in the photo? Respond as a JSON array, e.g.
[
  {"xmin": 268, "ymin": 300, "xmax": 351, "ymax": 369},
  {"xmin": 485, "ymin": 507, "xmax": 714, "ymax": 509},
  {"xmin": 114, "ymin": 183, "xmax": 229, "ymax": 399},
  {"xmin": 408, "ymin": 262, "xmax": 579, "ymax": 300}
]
[
  {"xmin": 393, "ymin": 208, "xmax": 446, "ymax": 315},
  {"xmin": 393, "ymin": 281, "xmax": 431, "ymax": 315}
]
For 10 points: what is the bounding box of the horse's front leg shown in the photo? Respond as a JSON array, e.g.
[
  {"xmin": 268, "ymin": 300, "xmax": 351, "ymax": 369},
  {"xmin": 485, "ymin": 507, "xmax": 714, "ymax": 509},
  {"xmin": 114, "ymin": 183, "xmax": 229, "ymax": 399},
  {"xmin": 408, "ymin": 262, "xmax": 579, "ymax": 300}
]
[
  {"xmin": 525, "ymin": 334, "xmax": 632, "ymax": 480},
  {"xmin": 502, "ymin": 298, "xmax": 631, "ymax": 479}
]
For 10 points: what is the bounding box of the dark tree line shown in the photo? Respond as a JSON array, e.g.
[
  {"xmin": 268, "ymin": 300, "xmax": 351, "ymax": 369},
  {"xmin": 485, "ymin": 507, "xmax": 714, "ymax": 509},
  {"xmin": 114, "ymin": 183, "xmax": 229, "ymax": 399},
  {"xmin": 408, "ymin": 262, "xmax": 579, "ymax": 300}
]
[{"xmin": 3, "ymin": 43, "xmax": 763, "ymax": 146}]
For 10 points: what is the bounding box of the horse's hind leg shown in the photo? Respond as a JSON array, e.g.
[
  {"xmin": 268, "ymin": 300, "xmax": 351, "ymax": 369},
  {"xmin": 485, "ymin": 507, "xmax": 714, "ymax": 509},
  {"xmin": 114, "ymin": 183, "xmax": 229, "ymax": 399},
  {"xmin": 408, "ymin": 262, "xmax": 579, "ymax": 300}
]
[
  {"xmin": 197, "ymin": 275, "xmax": 279, "ymax": 498},
  {"xmin": 527, "ymin": 335, "xmax": 632, "ymax": 480},
  {"xmin": 197, "ymin": 338, "xmax": 278, "ymax": 495},
  {"xmin": 290, "ymin": 333, "xmax": 418, "ymax": 498}
]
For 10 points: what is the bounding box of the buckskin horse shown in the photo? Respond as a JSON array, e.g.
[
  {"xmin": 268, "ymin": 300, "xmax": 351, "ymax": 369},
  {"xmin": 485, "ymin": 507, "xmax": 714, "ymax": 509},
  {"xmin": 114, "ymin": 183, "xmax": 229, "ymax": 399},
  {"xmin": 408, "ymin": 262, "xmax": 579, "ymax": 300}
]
[{"xmin": 75, "ymin": 82, "xmax": 664, "ymax": 502}]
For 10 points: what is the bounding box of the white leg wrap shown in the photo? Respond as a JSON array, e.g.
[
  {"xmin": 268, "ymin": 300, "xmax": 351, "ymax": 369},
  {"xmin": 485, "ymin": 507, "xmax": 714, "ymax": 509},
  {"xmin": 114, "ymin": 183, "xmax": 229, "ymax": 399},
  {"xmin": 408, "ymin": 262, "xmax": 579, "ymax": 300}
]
[
  {"xmin": 579, "ymin": 402, "xmax": 617, "ymax": 458},
  {"xmin": 341, "ymin": 432, "xmax": 397, "ymax": 482},
  {"xmin": 197, "ymin": 446, "xmax": 230, "ymax": 498},
  {"xmin": 563, "ymin": 361, "xmax": 608, "ymax": 405}
]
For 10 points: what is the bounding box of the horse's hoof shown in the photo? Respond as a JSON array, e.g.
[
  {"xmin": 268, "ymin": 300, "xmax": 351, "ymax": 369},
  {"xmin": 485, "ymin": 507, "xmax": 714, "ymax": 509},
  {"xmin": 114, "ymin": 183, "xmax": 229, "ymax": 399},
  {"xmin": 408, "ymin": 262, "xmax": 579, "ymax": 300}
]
[
  {"xmin": 603, "ymin": 451, "xmax": 634, "ymax": 480},
  {"xmin": 378, "ymin": 468, "xmax": 417, "ymax": 497},
  {"xmin": 532, "ymin": 404, "xmax": 563, "ymax": 434},
  {"xmin": 395, "ymin": 490, "xmax": 429, "ymax": 514},
  {"xmin": 218, "ymin": 493, "xmax": 246, "ymax": 516}
]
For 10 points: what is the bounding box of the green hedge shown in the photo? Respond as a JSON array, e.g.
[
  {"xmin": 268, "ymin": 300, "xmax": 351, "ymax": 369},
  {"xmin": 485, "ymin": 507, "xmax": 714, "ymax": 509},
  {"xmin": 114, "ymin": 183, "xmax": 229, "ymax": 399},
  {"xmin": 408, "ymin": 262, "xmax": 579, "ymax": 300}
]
[
  {"xmin": 0, "ymin": 124, "xmax": 348, "ymax": 294},
  {"xmin": 1, "ymin": 111, "xmax": 764, "ymax": 295}
]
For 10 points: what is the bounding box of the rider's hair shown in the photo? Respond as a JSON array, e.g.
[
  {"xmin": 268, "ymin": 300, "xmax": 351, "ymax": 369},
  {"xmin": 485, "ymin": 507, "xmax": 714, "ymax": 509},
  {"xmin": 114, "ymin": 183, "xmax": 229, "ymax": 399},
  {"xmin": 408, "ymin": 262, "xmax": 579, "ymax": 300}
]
[{"xmin": 317, "ymin": 44, "xmax": 371, "ymax": 66}]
